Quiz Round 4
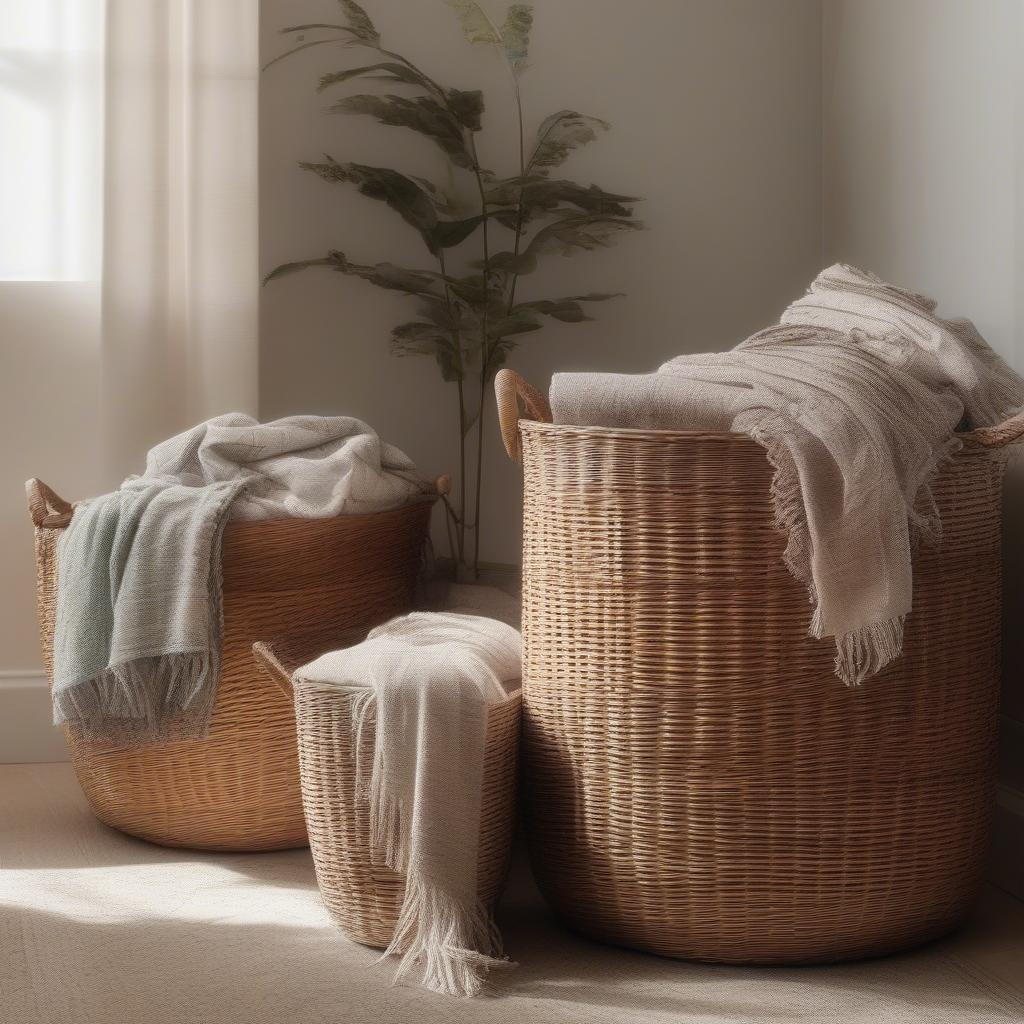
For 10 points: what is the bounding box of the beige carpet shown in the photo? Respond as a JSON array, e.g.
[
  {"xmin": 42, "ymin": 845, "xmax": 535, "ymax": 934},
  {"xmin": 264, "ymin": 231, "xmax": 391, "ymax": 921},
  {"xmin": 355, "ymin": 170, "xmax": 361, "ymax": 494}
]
[{"xmin": 1, "ymin": 763, "xmax": 1023, "ymax": 1024}]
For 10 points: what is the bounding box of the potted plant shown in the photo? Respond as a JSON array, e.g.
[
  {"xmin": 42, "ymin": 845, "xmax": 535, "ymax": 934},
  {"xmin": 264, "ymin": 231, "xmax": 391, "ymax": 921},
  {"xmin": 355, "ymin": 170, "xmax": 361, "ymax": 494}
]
[{"xmin": 265, "ymin": 0, "xmax": 642, "ymax": 579}]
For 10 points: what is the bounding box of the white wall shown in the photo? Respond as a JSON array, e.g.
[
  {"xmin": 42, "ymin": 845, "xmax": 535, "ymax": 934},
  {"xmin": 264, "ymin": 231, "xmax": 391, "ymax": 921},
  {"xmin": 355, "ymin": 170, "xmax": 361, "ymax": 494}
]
[
  {"xmin": 0, "ymin": 285, "xmax": 101, "ymax": 668},
  {"xmin": 259, "ymin": 0, "xmax": 824, "ymax": 565},
  {"xmin": 822, "ymin": 0, "xmax": 1023, "ymax": 709},
  {"xmin": 822, "ymin": 0, "xmax": 1024, "ymax": 895},
  {"xmin": 0, "ymin": 283, "xmax": 102, "ymax": 761}
]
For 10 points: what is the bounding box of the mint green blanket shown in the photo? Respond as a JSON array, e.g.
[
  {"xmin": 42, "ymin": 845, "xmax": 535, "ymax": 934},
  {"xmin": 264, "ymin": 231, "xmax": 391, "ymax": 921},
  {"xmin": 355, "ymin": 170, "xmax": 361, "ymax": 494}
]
[{"xmin": 51, "ymin": 479, "xmax": 244, "ymax": 743}]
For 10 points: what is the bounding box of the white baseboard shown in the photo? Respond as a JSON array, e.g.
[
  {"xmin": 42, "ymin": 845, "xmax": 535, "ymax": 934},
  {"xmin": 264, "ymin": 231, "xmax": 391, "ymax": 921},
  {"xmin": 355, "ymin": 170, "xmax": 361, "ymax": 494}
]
[{"xmin": 0, "ymin": 671, "xmax": 68, "ymax": 763}]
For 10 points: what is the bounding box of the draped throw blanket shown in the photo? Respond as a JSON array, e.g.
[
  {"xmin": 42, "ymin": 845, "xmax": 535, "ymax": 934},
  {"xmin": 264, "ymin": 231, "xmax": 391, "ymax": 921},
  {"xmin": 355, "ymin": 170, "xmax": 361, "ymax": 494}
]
[
  {"xmin": 139, "ymin": 413, "xmax": 431, "ymax": 519},
  {"xmin": 52, "ymin": 415, "xmax": 430, "ymax": 742},
  {"xmin": 550, "ymin": 265, "xmax": 1024, "ymax": 685},
  {"xmin": 52, "ymin": 479, "xmax": 245, "ymax": 743},
  {"xmin": 294, "ymin": 612, "xmax": 522, "ymax": 997}
]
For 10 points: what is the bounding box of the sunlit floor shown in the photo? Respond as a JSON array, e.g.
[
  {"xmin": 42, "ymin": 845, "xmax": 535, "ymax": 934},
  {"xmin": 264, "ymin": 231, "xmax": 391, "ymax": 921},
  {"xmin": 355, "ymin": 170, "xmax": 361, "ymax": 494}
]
[{"xmin": 2, "ymin": 763, "xmax": 1023, "ymax": 1024}]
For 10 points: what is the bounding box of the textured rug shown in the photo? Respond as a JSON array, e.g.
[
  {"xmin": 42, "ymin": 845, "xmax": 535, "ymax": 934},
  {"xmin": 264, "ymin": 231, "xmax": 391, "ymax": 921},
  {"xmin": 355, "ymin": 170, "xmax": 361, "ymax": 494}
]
[{"xmin": 1, "ymin": 764, "xmax": 1022, "ymax": 1024}]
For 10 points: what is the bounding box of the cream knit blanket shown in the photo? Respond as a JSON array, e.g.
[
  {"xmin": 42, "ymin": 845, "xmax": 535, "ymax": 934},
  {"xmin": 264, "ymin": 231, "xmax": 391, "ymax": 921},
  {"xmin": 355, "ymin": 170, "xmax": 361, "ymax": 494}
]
[
  {"xmin": 550, "ymin": 265, "xmax": 1024, "ymax": 684},
  {"xmin": 52, "ymin": 415, "xmax": 431, "ymax": 742},
  {"xmin": 294, "ymin": 612, "xmax": 521, "ymax": 997},
  {"xmin": 139, "ymin": 412, "xmax": 431, "ymax": 519}
]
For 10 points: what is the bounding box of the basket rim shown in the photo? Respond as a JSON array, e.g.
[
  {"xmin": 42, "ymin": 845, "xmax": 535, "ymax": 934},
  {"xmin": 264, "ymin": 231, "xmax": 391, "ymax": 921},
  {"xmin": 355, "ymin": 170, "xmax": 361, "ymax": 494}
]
[
  {"xmin": 293, "ymin": 677, "xmax": 524, "ymax": 705},
  {"xmin": 36, "ymin": 491, "xmax": 438, "ymax": 535},
  {"xmin": 518, "ymin": 418, "xmax": 1000, "ymax": 451},
  {"xmin": 224, "ymin": 494, "xmax": 437, "ymax": 538}
]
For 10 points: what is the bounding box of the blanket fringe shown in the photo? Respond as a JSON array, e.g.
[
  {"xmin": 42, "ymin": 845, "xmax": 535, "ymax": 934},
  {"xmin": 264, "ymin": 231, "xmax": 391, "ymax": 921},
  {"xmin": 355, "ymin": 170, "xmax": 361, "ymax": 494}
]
[
  {"xmin": 740, "ymin": 411, "xmax": 818, "ymax": 606},
  {"xmin": 382, "ymin": 874, "xmax": 512, "ymax": 998},
  {"xmin": 834, "ymin": 617, "xmax": 905, "ymax": 687},
  {"xmin": 742, "ymin": 410, "xmax": 945, "ymax": 688},
  {"xmin": 348, "ymin": 687, "xmax": 513, "ymax": 997},
  {"xmin": 52, "ymin": 653, "xmax": 214, "ymax": 743}
]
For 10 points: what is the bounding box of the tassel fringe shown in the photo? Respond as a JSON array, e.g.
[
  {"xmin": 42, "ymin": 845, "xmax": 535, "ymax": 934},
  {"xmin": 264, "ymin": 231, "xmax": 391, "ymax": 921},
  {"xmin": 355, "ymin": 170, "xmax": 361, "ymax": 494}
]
[
  {"xmin": 834, "ymin": 617, "xmax": 905, "ymax": 687},
  {"xmin": 348, "ymin": 687, "xmax": 513, "ymax": 998},
  {"xmin": 52, "ymin": 653, "xmax": 214, "ymax": 743},
  {"xmin": 742, "ymin": 409, "xmax": 955, "ymax": 688},
  {"xmin": 383, "ymin": 875, "xmax": 511, "ymax": 998}
]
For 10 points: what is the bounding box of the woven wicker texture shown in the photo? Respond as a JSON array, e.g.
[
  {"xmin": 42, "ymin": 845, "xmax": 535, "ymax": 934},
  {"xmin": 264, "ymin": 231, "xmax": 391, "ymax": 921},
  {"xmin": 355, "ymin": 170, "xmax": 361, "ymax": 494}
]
[
  {"xmin": 28, "ymin": 479, "xmax": 435, "ymax": 852},
  {"xmin": 253, "ymin": 640, "xmax": 521, "ymax": 949},
  {"xmin": 495, "ymin": 368, "xmax": 1020, "ymax": 965}
]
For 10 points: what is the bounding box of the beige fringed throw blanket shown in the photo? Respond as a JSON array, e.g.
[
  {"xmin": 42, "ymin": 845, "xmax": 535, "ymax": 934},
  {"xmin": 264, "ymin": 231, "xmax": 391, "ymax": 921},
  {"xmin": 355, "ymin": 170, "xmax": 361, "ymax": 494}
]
[
  {"xmin": 550, "ymin": 265, "xmax": 1024, "ymax": 684},
  {"xmin": 294, "ymin": 612, "xmax": 521, "ymax": 997},
  {"xmin": 52, "ymin": 414, "xmax": 430, "ymax": 742}
]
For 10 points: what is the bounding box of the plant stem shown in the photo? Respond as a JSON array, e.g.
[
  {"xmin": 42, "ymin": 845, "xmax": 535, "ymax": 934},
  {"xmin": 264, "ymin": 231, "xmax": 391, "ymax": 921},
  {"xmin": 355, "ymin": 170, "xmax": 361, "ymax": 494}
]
[
  {"xmin": 507, "ymin": 77, "xmax": 527, "ymax": 312},
  {"xmin": 456, "ymin": 381, "xmax": 467, "ymax": 565},
  {"xmin": 467, "ymin": 133, "xmax": 491, "ymax": 578},
  {"xmin": 473, "ymin": 380, "xmax": 485, "ymax": 578},
  {"xmin": 438, "ymin": 250, "xmax": 467, "ymax": 568}
]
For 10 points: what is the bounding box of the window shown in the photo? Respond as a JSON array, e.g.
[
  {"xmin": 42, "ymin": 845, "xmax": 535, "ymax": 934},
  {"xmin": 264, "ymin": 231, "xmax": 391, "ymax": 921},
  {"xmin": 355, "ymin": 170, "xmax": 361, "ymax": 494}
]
[{"xmin": 0, "ymin": 0, "xmax": 103, "ymax": 281}]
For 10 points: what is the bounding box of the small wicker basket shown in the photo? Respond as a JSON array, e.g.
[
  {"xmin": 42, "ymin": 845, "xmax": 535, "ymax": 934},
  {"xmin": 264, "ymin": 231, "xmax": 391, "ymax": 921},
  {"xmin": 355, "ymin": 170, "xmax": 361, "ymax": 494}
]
[
  {"xmin": 27, "ymin": 477, "xmax": 439, "ymax": 852},
  {"xmin": 496, "ymin": 367, "xmax": 1024, "ymax": 965},
  {"xmin": 253, "ymin": 639, "xmax": 521, "ymax": 949}
]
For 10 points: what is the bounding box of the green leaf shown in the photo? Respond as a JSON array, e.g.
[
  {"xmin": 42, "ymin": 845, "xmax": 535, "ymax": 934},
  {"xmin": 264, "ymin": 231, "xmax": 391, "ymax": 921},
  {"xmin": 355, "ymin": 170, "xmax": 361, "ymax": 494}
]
[
  {"xmin": 443, "ymin": 0, "xmax": 502, "ymax": 44},
  {"xmin": 262, "ymin": 257, "xmax": 339, "ymax": 285},
  {"xmin": 483, "ymin": 310, "xmax": 543, "ymax": 374},
  {"xmin": 268, "ymin": 251, "xmax": 444, "ymax": 296},
  {"xmin": 336, "ymin": 0, "xmax": 380, "ymax": 44},
  {"xmin": 391, "ymin": 320, "xmax": 450, "ymax": 352},
  {"xmin": 501, "ymin": 4, "xmax": 533, "ymax": 68},
  {"xmin": 299, "ymin": 158, "xmax": 441, "ymax": 248},
  {"xmin": 490, "ymin": 208, "xmax": 523, "ymax": 230},
  {"xmin": 486, "ymin": 214, "xmax": 640, "ymax": 275},
  {"xmin": 415, "ymin": 296, "xmax": 464, "ymax": 331},
  {"xmin": 487, "ymin": 176, "xmax": 639, "ymax": 220},
  {"xmin": 396, "ymin": 298, "xmax": 476, "ymax": 384},
  {"xmin": 429, "ymin": 214, "xmax": 488, "ymax": 250},
  {"xmin": 318, "ymin": 62, "xmax": 429, "ymax": 92},
  {"xmin": 488, "ymin": 311, "xmax": 543, "ymax": 339},
  {"xmin": 448, "ymin": 274, "xmax": 490, "ymax": 305},
  {"xmin": 298, "ymin": 159, "xmax": 495, "ymax": 253},
  {"xmin": 333, "ymin": 254, "xmax": 445, "ymax": 295},
  {"xmin": 332, "ymin": 94, "xmax": 474, "ymax": 169},
  {"xmin": 515, "ymin": 292, "xmax": 622, "ymax": 322},
  {"xmin": 446, "ymin": 89, "xmax": 485, "ymax": 131},
  {"xmin": 525, "ymin": 212, "xmax": 641, "ymax": 259},
  {"xmin": 391, "ymin": 322, "xmax": 463, "ymax": 382},
  {"xmin": 530, "ymin": 110, "xmax": 610, "ymax": 175},
  {"xmin": 262, "ymin": 35, "xmax": 355, "ymax": 73},
  {"xmin": 482, "ymin": 250, "xmax": 538, "ymax": 275},
  {"xmin": 408, "ymin": 175, "xmax": 464, "ymax": 216},
  {"xmin": 525, "ymin": 301, "xmax": 592, "ymax": 322},
  {"xmin": 280, "ymin": 23, "xmax": 352, "ymax": 33},
  {"xmin": 532, "ymin": 181, "xmax": 638, "ymax": 217}
]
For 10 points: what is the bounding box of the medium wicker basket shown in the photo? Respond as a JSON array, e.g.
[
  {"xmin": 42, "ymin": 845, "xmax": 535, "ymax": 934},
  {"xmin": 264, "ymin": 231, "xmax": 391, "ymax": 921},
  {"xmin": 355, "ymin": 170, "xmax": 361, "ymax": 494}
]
[
  {"xmin": 27, "ymin": 477, "xmax": 439, "ymax": 852},
  {"xmin": 253, "ymin": 639, "xmax": 521, "ymax": 948},
  {"xmin": 495, "ymin": 368, "xmax": 1024, "ymax": 965}
]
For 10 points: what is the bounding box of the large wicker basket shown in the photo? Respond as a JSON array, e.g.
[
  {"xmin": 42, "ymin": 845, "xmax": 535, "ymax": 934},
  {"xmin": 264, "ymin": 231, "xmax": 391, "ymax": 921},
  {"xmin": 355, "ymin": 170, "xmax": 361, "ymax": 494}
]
[
  {"xmin": 495, "ymin": 368, "xmax": 1024, "ymax": 964},
  {"xmin": 253, "ymin": 639, "xmax": 521, "ymax": 948},
  {"xmin": 27, "ymin": 477, "xmax": 439, "ymax": 852}
]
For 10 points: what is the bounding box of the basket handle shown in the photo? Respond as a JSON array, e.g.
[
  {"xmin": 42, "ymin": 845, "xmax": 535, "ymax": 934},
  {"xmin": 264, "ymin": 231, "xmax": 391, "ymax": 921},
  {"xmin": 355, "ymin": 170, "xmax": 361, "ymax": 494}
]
[
  {"xmin": 25, "ymin": 479, "xmax": 74, "ymax": 529},
  {"xmin": 495, "ymin": 368, "xmax": 553, "ymax": 463},
  {"xmin": 252, "ymin": 641, "xmax": 294, "ymax": 698},
  {"xmin": 961, "ymin": 409, "xmax": 1024, "ymax": 450}
]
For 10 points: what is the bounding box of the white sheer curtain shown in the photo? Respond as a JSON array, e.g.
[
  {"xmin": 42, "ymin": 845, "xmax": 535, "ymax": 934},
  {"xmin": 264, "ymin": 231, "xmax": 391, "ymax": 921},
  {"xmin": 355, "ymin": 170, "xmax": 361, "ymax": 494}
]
[
  {"xmin": 0, "ymin": 0, "xmax": 258, "ymax": 671},
  {"xmin": 100, "ymin": 0, "xmax": 259, "ymax": 480}
]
